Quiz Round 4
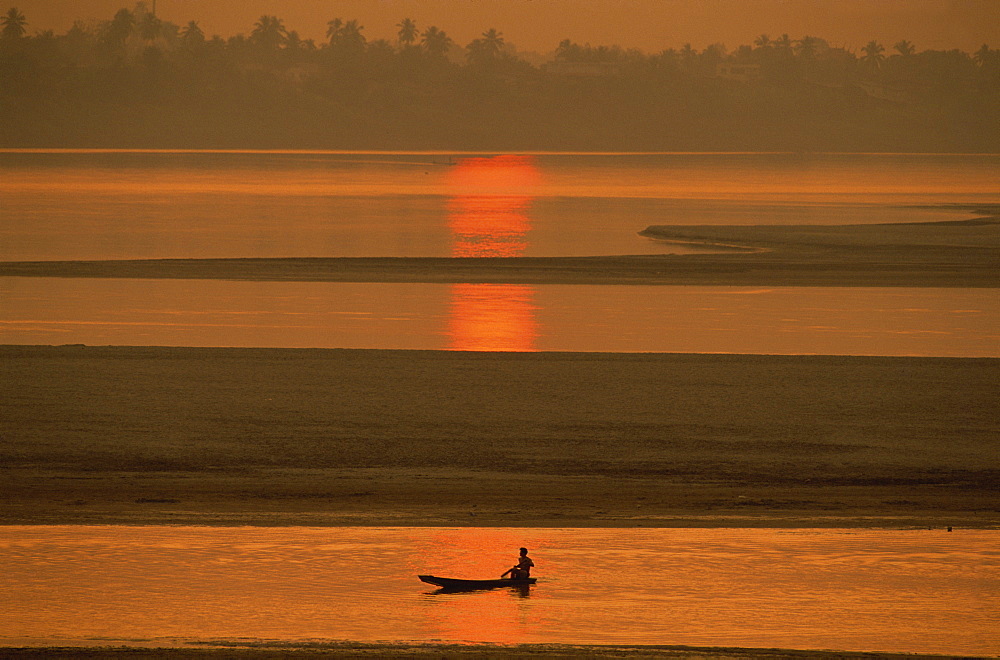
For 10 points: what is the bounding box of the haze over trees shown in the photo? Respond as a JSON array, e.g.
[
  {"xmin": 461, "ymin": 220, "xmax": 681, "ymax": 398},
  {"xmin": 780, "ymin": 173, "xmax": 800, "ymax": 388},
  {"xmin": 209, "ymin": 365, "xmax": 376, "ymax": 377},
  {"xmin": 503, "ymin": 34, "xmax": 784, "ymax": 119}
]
[{"xmin": 1, "ymin": 3, "xmax": 998, "ymax": 151}]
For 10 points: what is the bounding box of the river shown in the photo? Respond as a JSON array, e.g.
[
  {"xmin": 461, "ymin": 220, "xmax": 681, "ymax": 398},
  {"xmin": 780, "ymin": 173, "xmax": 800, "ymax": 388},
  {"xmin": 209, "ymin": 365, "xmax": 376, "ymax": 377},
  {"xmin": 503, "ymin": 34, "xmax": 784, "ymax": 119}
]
[
  {"xmin": 2, "ymin": 526, "xmax": 997, "ymax": 656},
  {"xmin": 1, "ymin": 150, "xmax": 998, "ymax": 355}
]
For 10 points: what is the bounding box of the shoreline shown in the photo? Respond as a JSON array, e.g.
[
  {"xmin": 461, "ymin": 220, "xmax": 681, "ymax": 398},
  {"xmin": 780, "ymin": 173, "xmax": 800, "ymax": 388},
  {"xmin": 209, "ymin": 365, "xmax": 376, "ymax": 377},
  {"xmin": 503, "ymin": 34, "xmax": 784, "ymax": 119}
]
[{"xmin": 0, "ymin": 251, "xmax": 995, "ymax": 288}]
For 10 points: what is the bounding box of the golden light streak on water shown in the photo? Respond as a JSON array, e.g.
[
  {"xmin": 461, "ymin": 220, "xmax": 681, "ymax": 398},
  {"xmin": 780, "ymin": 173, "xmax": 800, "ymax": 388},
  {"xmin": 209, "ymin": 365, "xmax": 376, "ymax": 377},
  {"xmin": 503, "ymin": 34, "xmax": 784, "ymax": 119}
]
[{"xmin": 445, "ymin": 155, "xmax": 542, "ymax": 351}]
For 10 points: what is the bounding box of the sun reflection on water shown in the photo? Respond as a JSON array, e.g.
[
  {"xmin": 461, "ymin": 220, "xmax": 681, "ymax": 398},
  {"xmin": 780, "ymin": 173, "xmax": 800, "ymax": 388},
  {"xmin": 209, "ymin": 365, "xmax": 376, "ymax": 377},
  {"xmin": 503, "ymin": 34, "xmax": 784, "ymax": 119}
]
[
  {"xmin": 446, "ymin": 155, "xmax": 542, "ymax": 352},
  {"xmin": 448, "ymin": 196, "xmax": 532, "ymax": 258},
  {"xmin": 417, "ymin": 528, "xmax": 542, "ymax": 643},
  {"xmin": 447, "ymin": 283, "xmax": 538, "ymax": 352}
]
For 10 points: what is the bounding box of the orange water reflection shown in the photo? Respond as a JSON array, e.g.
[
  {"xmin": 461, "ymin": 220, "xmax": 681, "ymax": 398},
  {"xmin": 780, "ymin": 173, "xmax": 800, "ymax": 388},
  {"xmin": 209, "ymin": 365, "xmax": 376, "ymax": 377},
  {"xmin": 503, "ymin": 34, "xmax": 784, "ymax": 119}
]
[
  {"xmin": 447, "ymin": 283, "xmax": 538, "ymax": 352},
  {"xmin": 448, "ymin": 196, "xmax": 532, "ymax": 258},
  {"xmin": 3, "ymin": 527, "xmax": 998, "ymax": 654},
  {"xmin": 418, "ymin": 529, "xmax": 541, "ymax": 644},
  {"xmin": 446, "ymin": 155, "xmax": 541, "ymax": 351}
]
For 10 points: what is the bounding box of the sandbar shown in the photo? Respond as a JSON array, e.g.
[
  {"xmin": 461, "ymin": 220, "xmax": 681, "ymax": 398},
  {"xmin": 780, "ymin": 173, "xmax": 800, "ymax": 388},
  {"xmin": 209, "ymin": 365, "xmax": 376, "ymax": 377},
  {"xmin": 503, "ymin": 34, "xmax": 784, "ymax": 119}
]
[
  {"xmin": 0, "ymin": 641, "xmax": 967, "ymax": 658},
  {"xmin": 3, "ymin": 345, "xmax": 997, "ymax": 529}
]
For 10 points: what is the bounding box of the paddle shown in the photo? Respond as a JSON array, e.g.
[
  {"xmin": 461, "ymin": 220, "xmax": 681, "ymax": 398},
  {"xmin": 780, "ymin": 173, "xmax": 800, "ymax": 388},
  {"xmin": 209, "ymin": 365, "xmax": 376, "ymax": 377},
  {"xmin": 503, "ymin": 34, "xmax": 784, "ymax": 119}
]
[{"xmin": 500, "ymin": 567, "xmax": 514, "ymax": 578}]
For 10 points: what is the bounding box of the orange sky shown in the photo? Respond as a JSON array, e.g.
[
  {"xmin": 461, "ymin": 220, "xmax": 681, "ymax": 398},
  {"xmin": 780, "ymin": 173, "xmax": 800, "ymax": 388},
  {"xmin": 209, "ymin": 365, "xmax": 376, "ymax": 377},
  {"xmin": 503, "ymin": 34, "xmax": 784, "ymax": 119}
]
[{"xmin": 13, "ymin": 0, "xmax": 1000, "ymax": 54}]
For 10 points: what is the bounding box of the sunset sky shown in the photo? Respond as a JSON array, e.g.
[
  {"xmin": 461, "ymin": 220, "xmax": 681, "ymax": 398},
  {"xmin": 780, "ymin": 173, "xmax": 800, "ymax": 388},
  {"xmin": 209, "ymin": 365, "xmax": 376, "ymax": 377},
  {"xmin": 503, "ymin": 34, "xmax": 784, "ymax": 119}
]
[{"xmin": 13, "ymin": 0, "xmax": 1000, "ymax": 54}]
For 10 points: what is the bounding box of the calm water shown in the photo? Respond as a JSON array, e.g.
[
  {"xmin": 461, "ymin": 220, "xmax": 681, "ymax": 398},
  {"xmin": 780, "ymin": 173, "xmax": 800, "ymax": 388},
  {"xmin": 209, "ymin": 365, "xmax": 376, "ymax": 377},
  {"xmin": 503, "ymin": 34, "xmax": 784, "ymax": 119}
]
[
  {"xmin": 2, "ymin": 151, "xmax": 997, "ymax": 261},
  {"xmin": 1, "ymin": 526, "xmax": 997, "ymax": 655},
  {"xmin": 2, "ymin": 151, "xmax": 998, "ymax": 355},
  {"xmin": 2, "ymin": 278, "xmax": 998, "ymax": 356}
]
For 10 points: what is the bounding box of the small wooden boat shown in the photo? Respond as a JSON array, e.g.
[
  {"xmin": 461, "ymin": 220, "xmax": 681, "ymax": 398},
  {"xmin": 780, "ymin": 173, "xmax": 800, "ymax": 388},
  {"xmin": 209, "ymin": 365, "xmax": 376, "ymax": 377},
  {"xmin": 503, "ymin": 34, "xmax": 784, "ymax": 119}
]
[{"xmin": 418, "ymin": 574, "xmax": 536, "ymax": 590}]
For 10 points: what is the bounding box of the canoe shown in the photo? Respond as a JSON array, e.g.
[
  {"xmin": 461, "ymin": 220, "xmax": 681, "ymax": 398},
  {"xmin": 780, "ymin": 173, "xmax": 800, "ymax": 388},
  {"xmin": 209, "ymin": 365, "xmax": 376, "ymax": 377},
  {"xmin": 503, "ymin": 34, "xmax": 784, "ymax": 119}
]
[{"xmin": 418, "ymin": 574, "xmax": 536, "ymax": 590}]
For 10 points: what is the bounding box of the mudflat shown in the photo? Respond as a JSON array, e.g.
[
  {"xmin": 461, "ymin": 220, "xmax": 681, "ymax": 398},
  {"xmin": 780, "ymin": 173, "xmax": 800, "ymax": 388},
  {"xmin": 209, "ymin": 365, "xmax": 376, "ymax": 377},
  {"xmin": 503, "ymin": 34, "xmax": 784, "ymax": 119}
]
[{"xmin": 2, "ymin": 345, "xmax": 997, "ymax": 528}]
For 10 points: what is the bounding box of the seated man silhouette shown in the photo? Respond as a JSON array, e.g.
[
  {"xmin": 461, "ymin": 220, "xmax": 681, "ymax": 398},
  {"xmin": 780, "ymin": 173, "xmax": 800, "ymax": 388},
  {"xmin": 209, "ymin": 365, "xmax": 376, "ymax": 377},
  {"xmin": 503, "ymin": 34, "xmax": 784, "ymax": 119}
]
[{"xmin": 507, "ymin": 547, "xmax": 534, "ymax": 579}]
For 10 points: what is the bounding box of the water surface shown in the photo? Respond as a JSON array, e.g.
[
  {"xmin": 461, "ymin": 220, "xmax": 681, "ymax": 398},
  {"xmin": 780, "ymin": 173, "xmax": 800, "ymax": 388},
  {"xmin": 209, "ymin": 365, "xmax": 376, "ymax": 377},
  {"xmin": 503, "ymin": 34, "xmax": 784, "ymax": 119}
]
[
  {"xmin": 2, "ymin": 151, "xmax": 996, "ymax": 261},
  {"xmin": 2, "ymin": 278, "xmax": 997, "ymax": 356},
  {"xmin": 3, "ymin": 151, "xmax": 997, "ymax": 356},
  {"xmin": 1, "ymin": 526, "xmax": 996, "ymax": 656}
]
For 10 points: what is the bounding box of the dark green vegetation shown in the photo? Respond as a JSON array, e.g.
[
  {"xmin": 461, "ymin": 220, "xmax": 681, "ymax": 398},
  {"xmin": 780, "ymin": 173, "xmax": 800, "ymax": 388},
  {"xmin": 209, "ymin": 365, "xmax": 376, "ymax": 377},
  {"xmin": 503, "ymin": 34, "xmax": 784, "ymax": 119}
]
[
  {"xmin": 2, "ymin": 346, "xmax": 997, "ymax": 528},
  {"xmin": 1, "ymin": 4, "xmax": 999, "ymax": 151}
]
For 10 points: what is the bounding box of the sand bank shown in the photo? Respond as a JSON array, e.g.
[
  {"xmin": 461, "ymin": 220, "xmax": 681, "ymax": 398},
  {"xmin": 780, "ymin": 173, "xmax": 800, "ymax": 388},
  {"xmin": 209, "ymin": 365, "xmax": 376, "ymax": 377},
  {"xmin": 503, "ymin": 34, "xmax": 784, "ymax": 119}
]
[
  {"xmin": 1, "ymin": 218, "xmax": 998, "ymax": 288},
  {"xmin": 2, "ymin": 346, "xmax": 997, "ymax": 528}
]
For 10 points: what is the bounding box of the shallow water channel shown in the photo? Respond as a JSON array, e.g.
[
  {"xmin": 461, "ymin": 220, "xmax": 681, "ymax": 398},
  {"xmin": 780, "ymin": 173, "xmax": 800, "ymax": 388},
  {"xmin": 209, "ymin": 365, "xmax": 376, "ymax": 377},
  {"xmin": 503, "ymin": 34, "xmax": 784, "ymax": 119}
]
[
  {"xmin": 3, "ymin": 278, "xmax": 998, "ymax": 356},
  {"xmin": 2, "ymin": 526, "xmax": 997, "ymax": 655}
]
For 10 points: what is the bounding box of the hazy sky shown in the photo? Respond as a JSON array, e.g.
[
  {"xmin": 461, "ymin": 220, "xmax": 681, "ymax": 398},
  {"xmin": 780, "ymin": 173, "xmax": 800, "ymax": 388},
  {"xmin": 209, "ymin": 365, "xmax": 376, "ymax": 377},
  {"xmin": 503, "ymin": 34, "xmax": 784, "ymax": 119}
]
[{"xmin": 13, "ymin": 0, "xmax": 1000, "ymax": 54}]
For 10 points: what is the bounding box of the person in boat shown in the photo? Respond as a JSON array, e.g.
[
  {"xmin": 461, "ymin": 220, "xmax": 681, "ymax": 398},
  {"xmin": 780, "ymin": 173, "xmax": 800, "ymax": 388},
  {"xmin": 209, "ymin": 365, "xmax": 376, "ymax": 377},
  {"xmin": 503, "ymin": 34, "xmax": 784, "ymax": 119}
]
[{"xmin": 508, "ymin": 547, "xmax": 534, "ymax": 580}]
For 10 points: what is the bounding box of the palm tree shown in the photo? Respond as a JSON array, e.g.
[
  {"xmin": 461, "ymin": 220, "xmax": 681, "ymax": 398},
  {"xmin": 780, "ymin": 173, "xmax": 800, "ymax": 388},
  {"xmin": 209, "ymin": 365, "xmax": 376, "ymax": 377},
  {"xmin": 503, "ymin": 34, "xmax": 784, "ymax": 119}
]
[
  {"xmin": 861, "ymin": 40, "xmax": 885, "ymax": 71},
  {"xmin": 893, "ymin": 40, "xmax": 915, "ymax": 56},
  {"xmin": 339, "ymin": 19, "xmax": 365, "ymax": 50},
  {"xmin": 795, "ymin": 35, "xmax": 819, "ymax": 59},
  {"xmin": 753, "ymin": 34, "xmax": 770, "ymax": 49},
  {"xmin": 421, "ymin": 26, "xmax": 452, "ymax": 58},
  {"xmin": 555, "ymin": 38, "xmax": 574, "ymax": 61},
  {"xmin": 103, "ymin": 8, "xmax": 135, "ymax": 50},
  {"xmin": 679, "ymin": 42, "xmax": 696, "ymax": 69},
  {"xmin": 973, "ymin": 44, "xmax": 993, "ymax": 67},
  {"xmin": 1, "ymin": 7, "xmax": 27, "ymax": 39},
  {"xmin": 326, "ymin": 18, "xmax": 343, "ymax": 44},
  {"xmin": 285, "ymin": 30, "xmax": 304, "ymax": 53},
  {"xmin": 179, "ymin": 20, "xmax": 204, "ymax": 47},
  {"xmin": 138, "ymin": 12, "xmax": 162, "ymax": 42},
  {"xmin": 480, "ymin": 28, "xmax": 504, "ymax": 57},
  {"xmin": 467, "ymin": 28, "xmax": 505, "ymax": 66},
  {"xmin": 397, "ymin": 18, "xmax": 417, "ymax": 48},
  {"xmin": 250, "ymin": 15, "xmax": 287, "ymax": 50},
  {"xmin": 774, "ymin": 34, "xmax": 793, "ymax": 52}
]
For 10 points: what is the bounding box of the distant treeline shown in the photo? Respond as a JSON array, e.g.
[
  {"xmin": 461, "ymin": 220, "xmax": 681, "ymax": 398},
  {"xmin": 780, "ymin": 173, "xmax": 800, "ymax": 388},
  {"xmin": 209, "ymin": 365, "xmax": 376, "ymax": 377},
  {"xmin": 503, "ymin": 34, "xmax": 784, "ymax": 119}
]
[{"xmin": 2, "ymin": 3, "xmax": 999, "ymax": 151}]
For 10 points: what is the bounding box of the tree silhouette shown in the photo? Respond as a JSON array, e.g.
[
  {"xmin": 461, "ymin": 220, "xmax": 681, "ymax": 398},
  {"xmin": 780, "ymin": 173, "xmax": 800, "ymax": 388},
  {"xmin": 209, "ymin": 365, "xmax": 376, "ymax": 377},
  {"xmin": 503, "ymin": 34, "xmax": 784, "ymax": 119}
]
[
  {"xmin": 397, "ymin": 18, "xmax": 417, "ymax": 48},
  {"xmin": 250, "ymin": 15, "xmax": 287, "ymax": 50},
  {"xmin": 1, "ymin": 7, "xmax": 27, "ymax": 39},
  {"xmin": 421, "ymin": 26, "xmax": 452, "ymax": 58},
  {"xmin": 326, "ymin": 18, "xmax": 343, "ymax": 44},
  {"xmin": 103, "ymin": 8, "xmax": 135, "ymax": 51},
  {"xmin": 680, "ymin": 42, "xmax": 696, "ymax": 68},
  {"xmin": 285, "ymin": 30, "xmax": 305, "ymax": 53},
  {"xmin": 325, "ymin": 17, "xmax": 364, "ymax": 57},
  {"xmin": 861, "ymin": 40, "xmax": 885, "ymax": 71},
  {"xmin": 339, "ymin": 20, "xmax": 365, "ymax": 50},
  {"xmin": 1, "ymin": 4, "xmax": 997, "ymax": 152},
  {"xmin": 795, "ymin": 35, "xmax": 819, "ymax": 59},
  {"xmin": 480, "ymin": 28, "xmax": 504, "ymax": 56},
  {"xmin": 973, "ymin": 44, "xmax": 994, "ymax": 67},
  {"xmin": 138, "ymin": 12, "xmax": 162, "ymax": 42},
  {"xmin": 467, "ymin": 27, "xmax": 504, "ymax": 66},
  {"xmin": 179, "ymin": 20, "xmax": 203, "ymax": 47},
  {"xmin": 555, "ymin": 38, "xmax": 575, "ymax": 61}
]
